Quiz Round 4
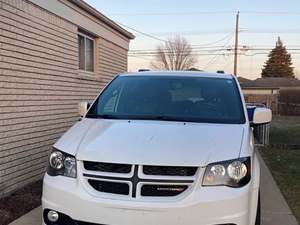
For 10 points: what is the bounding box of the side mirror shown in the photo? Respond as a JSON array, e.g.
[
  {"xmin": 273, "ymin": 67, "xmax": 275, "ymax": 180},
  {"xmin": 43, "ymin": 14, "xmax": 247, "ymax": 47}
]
[
  {"xmin": 252, "ymin": 108, "xmax": 272, "ymax": 125},
  {"xmin": 78, "ymin": 102, "xmax": 90, "ymax": 117}
]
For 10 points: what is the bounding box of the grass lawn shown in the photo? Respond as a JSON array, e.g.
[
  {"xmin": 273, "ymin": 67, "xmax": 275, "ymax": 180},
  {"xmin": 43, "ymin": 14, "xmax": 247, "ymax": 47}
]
[
  {"xmin": 261, "ymin": 116, "xmax": 300, "ymax": 223},
  {"xmin": 269, "ymin": 116, "xmax": 300, "ymax": 145}
]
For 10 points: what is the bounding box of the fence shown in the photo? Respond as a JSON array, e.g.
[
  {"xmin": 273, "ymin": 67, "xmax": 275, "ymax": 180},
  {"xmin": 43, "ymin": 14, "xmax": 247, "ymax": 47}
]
[
  {"xmin": 279, "ymin": 102, "xmax": 300, "ymax": 115},
  {"xmin": 253, "ymin": 124, "xmax": 271, "ymax": 146},
  {"xmin": 244, "ymin": 94, "xmax": 278, "ymax": 114},
  {"xmin": 278, "ymin": 88, "xmax": 300, "ymax": 116}
]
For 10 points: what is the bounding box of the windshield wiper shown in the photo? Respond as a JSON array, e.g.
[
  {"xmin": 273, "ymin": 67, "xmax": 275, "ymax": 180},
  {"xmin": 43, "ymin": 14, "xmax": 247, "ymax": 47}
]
[
  {"xmin": 86, "ymin": 114, "xmax": 195, "ymax": 122},
  {"xmin": 86, "ymin": 114, "xmax": 122, "ymax": 119},
  {"xmin": 150, "ymin": 115, "xmax": 194, "ymax": 122},
  {"xmin": 115, "ymin": 115, "xmax": 194, "ymax": 122}
]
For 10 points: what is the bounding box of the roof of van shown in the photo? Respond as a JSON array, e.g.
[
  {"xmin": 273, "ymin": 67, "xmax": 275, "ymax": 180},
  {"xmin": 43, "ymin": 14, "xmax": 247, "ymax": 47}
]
[{"xmin": 119, "ymin": 71, "xmax": 234, "ymax": 79}]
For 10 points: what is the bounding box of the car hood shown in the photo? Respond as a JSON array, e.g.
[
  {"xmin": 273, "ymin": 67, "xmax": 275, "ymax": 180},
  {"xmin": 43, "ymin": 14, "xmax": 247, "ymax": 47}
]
[{"xmin": 55, "ymin": 118, "xmax": 245, "ymax": 166}]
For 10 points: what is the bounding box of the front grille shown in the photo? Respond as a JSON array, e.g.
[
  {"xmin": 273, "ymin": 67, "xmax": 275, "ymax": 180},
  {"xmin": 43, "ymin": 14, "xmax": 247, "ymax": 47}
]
[
  {"xmin": 84, "ymin": 161, "xmax": 132, "ymax": 173},
  {"xmin": 83, "ymin": 163, "xmax": 197, "ymax": 198},
  {"xmin": 88, "ymin": 179, "xmax": 130, "ymax": 195},
  {"xmin": 143, "ymin": 165, "xmax": 197, "ymax": 176},
  {"xmin": 141, "ymin": 184, "xmax": 188, "ymax": 197}
]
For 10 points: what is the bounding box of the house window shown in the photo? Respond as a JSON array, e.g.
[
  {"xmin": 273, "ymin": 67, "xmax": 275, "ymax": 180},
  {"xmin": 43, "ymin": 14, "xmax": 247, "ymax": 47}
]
[{"xmin": 78, "ymin": 33, "xmax": 94, "ymax": 72}]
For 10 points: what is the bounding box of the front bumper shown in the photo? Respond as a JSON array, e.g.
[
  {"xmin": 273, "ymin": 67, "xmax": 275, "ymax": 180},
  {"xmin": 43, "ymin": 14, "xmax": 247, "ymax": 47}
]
[{"xmin": 42, "ymin": 173, "xmax": 259, "ymax": 225}]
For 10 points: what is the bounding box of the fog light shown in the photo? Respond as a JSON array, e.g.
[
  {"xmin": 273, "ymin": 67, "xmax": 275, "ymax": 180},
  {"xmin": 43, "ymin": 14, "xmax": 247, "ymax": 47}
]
[{"xmin": 47, "ymin": 210, "xmax": 59, "ymax": 222}]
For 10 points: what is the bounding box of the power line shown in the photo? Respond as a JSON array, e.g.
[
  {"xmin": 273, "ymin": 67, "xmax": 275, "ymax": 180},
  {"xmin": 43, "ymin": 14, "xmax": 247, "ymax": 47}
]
[
  {"xmin": 109, "ymin": 11, "xmax": 235, "ymax": 16},
  {"xmin": 223, "ymin": 57, "xmax": 233, "ymax": 71},
  {"xmin": 115, "ymin": 21, "xmax": 234, "ymax": 47},
  {"xmin": 242, "ymin": 44, "xmax": 300, "ymax": 47},
  {"xmin": 241, "ymin": 29, "xmax": 300, "ymax": 34},
  {"xmin": 131, "ymin": 31, "xmax": 300, "ymax": 39},
  {"xmin": 242, "ymin": 11, "xmax": 300, "ymax": 15},
  {"xmin": 119, "ymin": 17, "xmax": 300, "ymax": 69},
  {"xmin": 129, "ymin": 48, "xmax": 300, "ymax": 55},
  {"xmin": 128, "ymin": 53, "xmax": 232, "ymax": 56},
  {"xmin": 129, "ymin": 48, "xmax": 231, "ymax": 54},
  {"xmin": 187, "ymin": 32, "xmax": 234, "ymax": 47},
  {"xmin": 128, "ymin": 51, "xmax": 300, "ymax": 57},
  {"xmin": 133, "ymin": 29, "xmax": 300, "ymax": 37},
  {"xmin": 202, "ymin": 54, "xmax": 223, "ymax": 70},
  {"xmin": 128, "ymin": 55, "xmax": 153, "ymax": 61},
  {"xmin": 138, "ymin": 30, "xmax": 239, "ymax": 36},
  {"xmin": 244, "ymin": 48, "xmax": 300, "ymax": 51},
  {"xmin": 244, "ymin": 52, "xmax": 300, "ymax": 56},
  {"xmin": 116, "ymin": 21, "xmax": 239, "ymax": 51},
  {"xmin": 115, "ymin": 21, "xmax": 168, "ymax": 42},
  {"xmin": 129, "ymin": 45, "xmax": 234, "ymax": 53},
  {"xmin": 128, "ymin": 52, "xmax": 300, "ymax": 57},
  {"xmin": 130, "ymin": 42, "xmax": 235, "ymax": 52},
  {"xmin": 108, "ymin": 11, "xmax": 300, "ymax": 17},
  {"xmin": 129, "ymin": 46, "xmax": 230, "ymax": 52},
  {"xmin": 203, "ymin": 33, "xmax": 234, "ymax": 70},
  {"xmin": 116, "ymin": 21, "xmax": 300, "ymax": 51}
]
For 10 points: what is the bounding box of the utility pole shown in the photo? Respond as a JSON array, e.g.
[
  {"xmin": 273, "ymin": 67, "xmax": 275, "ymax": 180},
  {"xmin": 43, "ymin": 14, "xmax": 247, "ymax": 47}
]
[{"xmin": 233, "ymin": 11, "xmax": 240, "ymax": 76}]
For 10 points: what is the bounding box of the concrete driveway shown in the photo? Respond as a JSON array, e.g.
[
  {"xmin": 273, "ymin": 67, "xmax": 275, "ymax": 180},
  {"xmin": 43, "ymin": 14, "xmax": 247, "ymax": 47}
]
[
  {"xmin": 259, "ymin": 153, "xmax": 298, "ymax": 225},
  {"xmin": 9, "ymin": 154, "xmax": 298, "ymax": 225}
]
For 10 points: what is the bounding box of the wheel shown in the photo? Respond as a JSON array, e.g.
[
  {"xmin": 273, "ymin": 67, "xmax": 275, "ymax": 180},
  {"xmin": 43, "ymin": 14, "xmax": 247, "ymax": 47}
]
[{"xmin": 255, "ymin": 192, "xmax": 261, "ymax": 225}]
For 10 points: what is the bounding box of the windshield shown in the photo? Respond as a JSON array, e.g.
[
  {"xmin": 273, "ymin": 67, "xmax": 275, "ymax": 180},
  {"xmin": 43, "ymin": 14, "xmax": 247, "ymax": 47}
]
[{"xmin": 87, "ymin": 75, "xmax": 245, "ymax": 124}]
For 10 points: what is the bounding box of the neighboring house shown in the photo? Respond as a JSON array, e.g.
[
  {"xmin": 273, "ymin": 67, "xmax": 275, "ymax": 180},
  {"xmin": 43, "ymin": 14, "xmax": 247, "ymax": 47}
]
[
  {"xmin": 239, "ymin": 77, "xmax": 300, "ymax": 114},
  {"xmin": 0, "ymin": 0, "xmax": 134, "ymax": 197}
]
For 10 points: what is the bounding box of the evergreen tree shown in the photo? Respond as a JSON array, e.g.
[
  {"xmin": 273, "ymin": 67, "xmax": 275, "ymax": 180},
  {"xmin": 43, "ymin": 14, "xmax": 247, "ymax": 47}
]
[{"xmin": 261, "ymin": 37, "xmax": 295, "ymax": 78}]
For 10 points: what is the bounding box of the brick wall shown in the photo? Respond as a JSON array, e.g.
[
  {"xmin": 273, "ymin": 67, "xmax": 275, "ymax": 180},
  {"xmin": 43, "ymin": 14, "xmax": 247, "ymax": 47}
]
[{"xmin": 0, "ymin": 0, "xmax": 129, "ymax": 196}]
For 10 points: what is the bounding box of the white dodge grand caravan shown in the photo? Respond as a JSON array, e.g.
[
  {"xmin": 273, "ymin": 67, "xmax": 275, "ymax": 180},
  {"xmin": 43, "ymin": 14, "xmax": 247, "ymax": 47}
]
[{"xmin": 42, "ymin": 71, "xmax": 272, "ymax": 225}]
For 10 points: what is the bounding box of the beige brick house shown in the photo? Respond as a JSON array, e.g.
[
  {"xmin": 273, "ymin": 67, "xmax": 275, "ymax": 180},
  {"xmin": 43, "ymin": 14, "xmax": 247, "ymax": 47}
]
[
  {"xmin": 239, "ymin": 77, "xmax": 300, "ymax": 114},
  {"xmin": 0, "ymin": 0, "xmax": 134, "ymax": 196}
]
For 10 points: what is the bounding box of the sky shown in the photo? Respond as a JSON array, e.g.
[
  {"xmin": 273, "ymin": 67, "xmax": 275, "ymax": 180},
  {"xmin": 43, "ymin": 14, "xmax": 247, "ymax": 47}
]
[{"xmin": 84, "ymin": 0, "xmax": 300, "ymax": 79}]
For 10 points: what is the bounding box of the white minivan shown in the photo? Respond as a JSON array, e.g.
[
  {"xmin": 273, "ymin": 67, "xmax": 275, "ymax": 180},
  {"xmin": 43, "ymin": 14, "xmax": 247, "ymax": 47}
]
[{"xmin": 42, "ymin": 71, "xmax": 272, "ymax": 225}]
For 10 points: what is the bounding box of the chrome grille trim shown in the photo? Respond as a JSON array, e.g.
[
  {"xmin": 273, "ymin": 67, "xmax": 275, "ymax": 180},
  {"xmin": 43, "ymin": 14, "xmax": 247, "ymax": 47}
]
[{"xmin": 81, "ymin": 162, "xmax": 198, "ymax": 198}]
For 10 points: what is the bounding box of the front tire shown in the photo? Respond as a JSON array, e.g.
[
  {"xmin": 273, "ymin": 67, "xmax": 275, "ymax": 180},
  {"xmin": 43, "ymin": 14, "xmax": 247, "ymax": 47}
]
[{"xmin": 255, "ymin": 192, "xmax": 261, "ymax": 225}]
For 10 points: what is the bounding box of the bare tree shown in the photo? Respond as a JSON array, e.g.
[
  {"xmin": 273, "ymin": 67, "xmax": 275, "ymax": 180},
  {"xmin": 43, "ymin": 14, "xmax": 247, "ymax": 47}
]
[{"xmin": 151, "ymin": 36, "xmax": 197, "ymax": 70}]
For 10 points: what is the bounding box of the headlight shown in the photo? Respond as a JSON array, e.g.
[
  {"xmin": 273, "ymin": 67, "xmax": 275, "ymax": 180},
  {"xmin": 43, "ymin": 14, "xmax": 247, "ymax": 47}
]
[
  {"xmin": 202, "ymin": 157, "xmax": 251, "ymax": 188},
  {"xmin": 47, "ymin": 148, "xmax": 77, "ymax": 178}
]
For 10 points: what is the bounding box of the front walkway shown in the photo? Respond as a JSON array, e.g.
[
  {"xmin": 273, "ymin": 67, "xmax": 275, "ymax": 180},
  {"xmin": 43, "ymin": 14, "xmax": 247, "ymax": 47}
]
[
  {"xmin": 9, "ymin": 154, "xmax": 298, "ymax": 225},
  {"xmin": 259, "ymin": 153, "xmax": 298, "ymax": 225},
  {"xmin": 8, "ymin": 206, "xmax": 41, "ymax": 225}
]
